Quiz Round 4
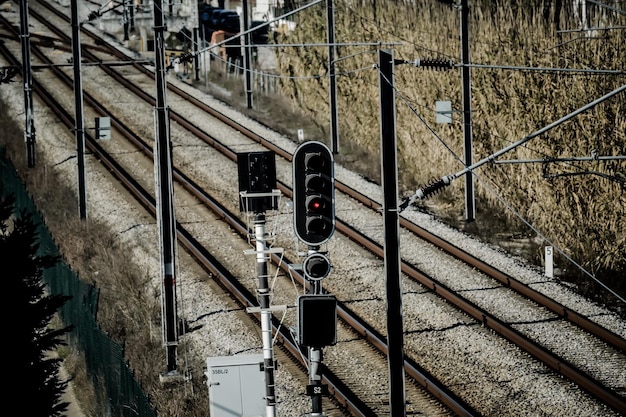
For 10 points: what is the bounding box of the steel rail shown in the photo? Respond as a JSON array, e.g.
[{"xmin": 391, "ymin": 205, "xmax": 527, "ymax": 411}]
[
  {"xmin": 96, "ymin": 15, "xmax": 626, "ymax": 353},
  {"xmin": 1, "ymin": 11, "xmax": 480, "ymax": 413},
  {"xmin": 89, "ymin": 61, "xmax": 626, "ymax": 414},
  {"xmin": 91, "ymin": 60, "xmax": 626, "ymax": 412},
  {"xmin": 29, "ymin": 9, "xmax": 626, "ymax": 410},
  {"xmin": 0, "ymin": 36, "xmax": 378, "ymax": 417},
  {"xmin": 11, "ymin": 4, "xmax": 626, "ymax": 413},
  {"xmin": 335, "ymin": 218, "xmax": 626, "ymax": 414},
  {"xmin": 34, "ymin": 1, "xmax": 626, "ymax": 358}
]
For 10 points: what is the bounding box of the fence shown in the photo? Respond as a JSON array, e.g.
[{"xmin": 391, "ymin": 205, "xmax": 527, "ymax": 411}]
[
  {"xmin": 174, "ymin": 42, "xmax": 279, "ymax": 95},
  {"xmin": 0, "ymin": 147, "xmax": 156, "ymax": 417}
]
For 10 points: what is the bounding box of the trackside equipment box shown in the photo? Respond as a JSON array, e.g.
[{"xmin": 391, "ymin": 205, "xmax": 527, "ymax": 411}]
[{"xmin": 205, "ymin": 354, "xmax": 266, "ymax": 417}]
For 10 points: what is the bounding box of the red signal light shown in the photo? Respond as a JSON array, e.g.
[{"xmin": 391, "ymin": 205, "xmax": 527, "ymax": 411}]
[{"xmin": 307, "ymin": 197, "xmax": 327, "ymax": 212}]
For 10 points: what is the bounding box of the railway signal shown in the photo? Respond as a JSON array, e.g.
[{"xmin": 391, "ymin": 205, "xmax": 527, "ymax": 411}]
[
  {"xmin": 297, "ymin": 294, "xmax": 337, "ymax": 348},
  {"xmin": 237, "ymin": 151, "xmax": 278, "ymax": 213},
  {"xmin": 292, "ymin": 141, "xmax": 335, "ymax": 247},
  {"xmin": 292, "ymin": 142, "xmax": 336, "ymax": 416}
]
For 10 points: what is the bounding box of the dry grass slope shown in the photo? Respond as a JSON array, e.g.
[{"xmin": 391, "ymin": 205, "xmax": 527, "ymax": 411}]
[{"xmin": 271, "ymin": 0, "xmax": 625, "ymax": 293}]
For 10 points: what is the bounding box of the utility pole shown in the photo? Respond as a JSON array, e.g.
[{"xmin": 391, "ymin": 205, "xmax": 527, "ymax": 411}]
[
  {"xmin": 308, "ymin": 339, "xmax": 324, "ymax": 415},
  {"xmin": 193, "ymin": 28, "xmax": 199, "ymax": 81},
  {"xmin": 129, "ymin": 0, "xmax": 134, "ymax": 33},
  {"xmin": 326, "ymin": 0, "xmax": 339, "ymax": 154},
  {"xmin": 122, "ymin": 0, "xmax": 129, "ymax": 41},
  {"xmin": 460, "ymin": 0, "xmax": 475, "ymax": 221},
  {"xmin": 19, "ymin": 0, "xmax": 36, "ymax": 168},
  {"xmin": 301, "ymin": 278, "xmax": 335, "ymax": 417},
  {"xmin": 70, "ymin": 0, "xmax": 87, "ymax": 220},
  {"xmin": 153, "ymin": 0, "xmax": 180, "ymax": 378},
  {"xmin": 242, "ymin": 0, "xmax": 253, "ymax": 109},
  {"xmin": 378, "ymin": 49, "xmax": 406, "ymax": 417}
]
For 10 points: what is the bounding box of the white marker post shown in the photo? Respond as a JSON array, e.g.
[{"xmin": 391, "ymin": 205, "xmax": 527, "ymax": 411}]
[{"xmin": 545, "ymin": 246, "xmax": 554, "ymax": 278}]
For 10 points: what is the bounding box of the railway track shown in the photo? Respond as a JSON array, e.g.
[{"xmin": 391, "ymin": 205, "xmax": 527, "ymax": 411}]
[
  {"xmin": 0, "ymin": 6, "xmax": 464, "ymax": 417},
  {"xmin": 1, "ymin": 1, "xmax": 625, "ymax": 415}
]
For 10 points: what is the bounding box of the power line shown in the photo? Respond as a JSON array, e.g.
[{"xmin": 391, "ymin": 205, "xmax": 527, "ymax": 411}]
[
  {"xmin": 397, "ymin": 83, "xmax": 626, "ymax": 209},
  {"xmin": 471, "ymin": 168, "xmax": 626, "ymax": 304},
  {"xmin": 378, "ymin": 67, "xmax": 626, "ymax": 302},
  {"xmin": 463, "ymin": 63, "xmax": 625, "ymax": 75}
]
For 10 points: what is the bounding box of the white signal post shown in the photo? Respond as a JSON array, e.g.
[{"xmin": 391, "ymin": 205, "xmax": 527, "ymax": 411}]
[
  {"xmin": 238, "ymin": 151, "xmax": 283, "ymax": 417},
  {"xmin": 545, "ymin": 246, "xmax": 554, "ymax": 278}
]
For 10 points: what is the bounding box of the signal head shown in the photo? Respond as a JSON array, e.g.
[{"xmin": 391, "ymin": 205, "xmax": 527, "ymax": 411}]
[
  {"xmin": 297, "ymin": 294, "xmax": 337, "ymax": 347},
  {"xmin": 237, "ymin": 151, "xmax": 277, "ymax": 213},
  {"xmin": 293, "ymin": 141, "xmax": 335, "ymax": 246}
]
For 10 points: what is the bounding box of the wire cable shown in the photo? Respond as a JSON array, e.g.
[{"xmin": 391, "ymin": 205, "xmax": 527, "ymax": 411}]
[{"xmin": 377, "ymin": 66, "xmax": 625, "ymax": 301}]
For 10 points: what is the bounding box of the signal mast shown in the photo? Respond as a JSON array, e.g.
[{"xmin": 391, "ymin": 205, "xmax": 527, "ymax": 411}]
[{"xmin": 292, "ymin": 141, "xmax": 337, "ymax": 416}]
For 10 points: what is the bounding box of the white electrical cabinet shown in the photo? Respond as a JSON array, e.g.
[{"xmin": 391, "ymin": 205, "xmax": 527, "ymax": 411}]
[{"xmin": 205, "ymin": 354, "xmax": 266, "ymax": 417}]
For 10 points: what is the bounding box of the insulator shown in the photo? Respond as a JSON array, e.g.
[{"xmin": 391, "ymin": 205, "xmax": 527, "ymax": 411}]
[
  {"xmin": 87, "ymin": 10, "xmax": 100, "ymax": 21},
  {"xmin": 419, "ymin": 177, "xmax": 449, "ymax": 199},
  {"xmin": 417, "ymin": 57, "xmax": 454, "ymax": 70},
  {"xmin": 174, "ymin": 52, "xmax": 193, "ymax": 65},
  {"xmin": 399, "ymin": 175, "xmax": 452, "ymax": 212}
]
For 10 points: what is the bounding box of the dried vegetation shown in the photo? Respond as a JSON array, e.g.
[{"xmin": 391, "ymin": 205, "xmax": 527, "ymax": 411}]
[
  {"xmin": 0, "ymin": 113, "xmax": 205, "ymax": 415},
  {"xmin": 1, "ymin": 1, "xmax": 624, "ymax": 414},
  {"xmin": 270, "ymin": 0, "xmax": 625, "ymax": 296}
]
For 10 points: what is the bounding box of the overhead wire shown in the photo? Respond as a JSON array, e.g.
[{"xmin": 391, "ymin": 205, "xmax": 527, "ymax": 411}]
[
  {"xmin": 388, "ymin": 59, "xmax": 626, "ymax": 185},
  {"xmin": 201, "ymin": 48, "xmax": 375, "ymax": 80},
  {"xmin": 376, "ymin": 65, "xmax": 626, "ymax": 301},
  {"xmin": 112, "ymin": 0, "xmax": 624, "ymax": 295}
]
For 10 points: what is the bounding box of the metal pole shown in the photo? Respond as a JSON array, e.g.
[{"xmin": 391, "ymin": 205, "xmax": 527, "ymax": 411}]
[
  {"xmin": 201, "ymin": 27, "xmax": 208, "ymax": 88},
  {"xmin": 19, "ymin": 0, "xmax": 35, "ymax": 168},
  {"xmin": 307, "ymin": 261, "xmax": 324, "ymax": 415},
  {"xmin": 327, "ymin": 0, "xmax": 339, "ymax": 154},
  {"xmin": 193, "ymin": 27, "xmax": 199, "ymax": 81},
  {"xmin": 123, "ymin": 0, "xmax": 129, "ymax": 41},
  {"xmin": 378, "ymin": 49, "xmax": 406, "ymax": 417},
  {"xmin": 70, "ymin": 0, "xmax": 87, "ymax": 220},
  {"xmin": 129, "ymin": 0, "xmax": 134, "ymax": 33},
  {"xmin": 308, "ymin": 346, "xmax": 324, "ymax": 415},
  {"xmin": 153, "ymin": 0, "xmax": 179, "ymax": 375},
  {"xmin": 242, "ymin": 0, "xmax": 253, "ymax": 108},
  {"xmin": 460, "ymin": 0, "xmax": 475, "ymax": 221},
  {"xmin": 254, "ymin": 214, "xmax": 277, "ymax": 417}
]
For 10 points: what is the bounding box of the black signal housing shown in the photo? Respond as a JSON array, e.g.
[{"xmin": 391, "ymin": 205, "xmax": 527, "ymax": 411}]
[{"xmin": 292, "ymin": 141, "xmax": 335, "ymax": 246}]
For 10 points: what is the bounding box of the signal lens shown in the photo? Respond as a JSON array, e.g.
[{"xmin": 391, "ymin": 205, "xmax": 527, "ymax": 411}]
[
  {"xmin": 308, "ymin": 197, "xmax": 324, "ymax": 211},
  {"xmin": 303, "ymin": 253, "xmax": 332, "ymax": 280},
  {"xmin": 305, "ymin": 174, "xmax": 327, "ymax": 193},
  {"xmin": 306, "ymin": 216, "xmax": 329, "ymax": 234},
  {"xmin": 304, "ymin": 153, "xmax": 325, "ymax": 172}
]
